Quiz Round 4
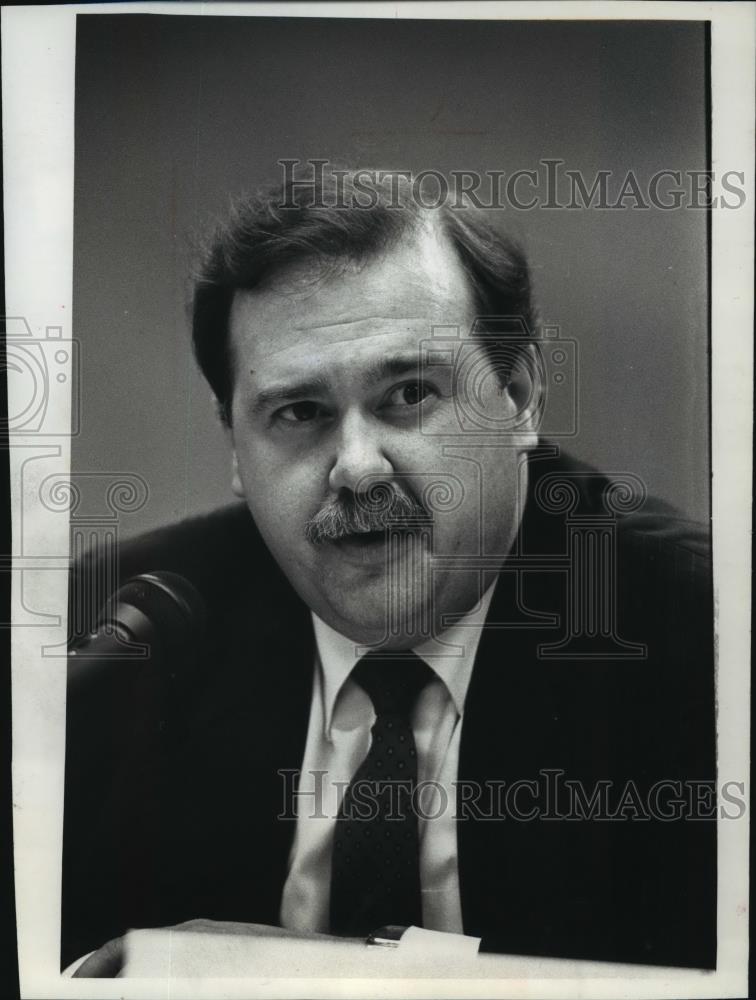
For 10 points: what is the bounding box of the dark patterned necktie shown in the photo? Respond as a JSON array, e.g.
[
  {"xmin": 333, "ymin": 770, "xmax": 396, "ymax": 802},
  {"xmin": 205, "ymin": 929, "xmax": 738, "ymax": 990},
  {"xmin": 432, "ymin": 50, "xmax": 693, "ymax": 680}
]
[{"xmin": 329, "ymin": 651, "xmax": 434, "ymax": 936}]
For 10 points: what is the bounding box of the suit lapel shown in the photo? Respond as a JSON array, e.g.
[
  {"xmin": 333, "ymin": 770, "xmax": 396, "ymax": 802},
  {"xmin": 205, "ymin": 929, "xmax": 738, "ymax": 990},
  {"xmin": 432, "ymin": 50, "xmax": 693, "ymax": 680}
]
[
  {"xmin": 456, "ymin": 447, "xmax": 587, "ymax": 945},
  {"xmin": 162, "ymin": 582, "xmax": 316, "ymax": 925},
  {"xmin": 456, "ymin": 568, "xmax": 547, "ymax": 938}
]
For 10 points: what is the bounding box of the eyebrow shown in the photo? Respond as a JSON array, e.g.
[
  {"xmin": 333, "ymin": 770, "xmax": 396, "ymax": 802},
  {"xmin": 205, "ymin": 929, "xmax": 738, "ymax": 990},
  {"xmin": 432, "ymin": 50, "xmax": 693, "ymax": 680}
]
[
  {"xmin": 249, "ymin": 354, "xmax": 423, "ymax": 416},
  {"xmin": 250, "ymin": 377, "xmax": 330, "ymax": 416}
]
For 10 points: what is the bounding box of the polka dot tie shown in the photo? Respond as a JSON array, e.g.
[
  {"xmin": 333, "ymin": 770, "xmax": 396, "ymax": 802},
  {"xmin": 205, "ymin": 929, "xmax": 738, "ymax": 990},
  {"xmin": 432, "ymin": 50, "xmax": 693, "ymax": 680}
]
[{"xmin": 329, "ymin": 651, "xmax": 433, "ymax": 936}]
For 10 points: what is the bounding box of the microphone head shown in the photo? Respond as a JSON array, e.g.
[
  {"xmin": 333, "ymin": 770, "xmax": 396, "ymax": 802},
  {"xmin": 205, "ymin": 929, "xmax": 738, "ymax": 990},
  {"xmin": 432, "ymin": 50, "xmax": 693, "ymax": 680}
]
[{"xmin": 97, "ymin": 570, "xmax": 207, "ymax": 665}]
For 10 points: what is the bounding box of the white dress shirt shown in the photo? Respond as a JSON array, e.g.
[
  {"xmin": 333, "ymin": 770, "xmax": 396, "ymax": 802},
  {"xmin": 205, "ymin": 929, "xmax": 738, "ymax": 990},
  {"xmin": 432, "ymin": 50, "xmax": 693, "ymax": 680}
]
[{"xmin": 279, "ymin": 583, "xmax": 496, "ymax": 934}]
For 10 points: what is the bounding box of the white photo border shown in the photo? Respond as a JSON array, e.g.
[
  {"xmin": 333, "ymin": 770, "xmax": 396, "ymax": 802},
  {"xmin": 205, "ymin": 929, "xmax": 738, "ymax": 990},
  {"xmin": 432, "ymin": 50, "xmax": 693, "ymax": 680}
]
[{"xmin": 3, "ymin": 2, "xmax": 752, "ymax": 998}]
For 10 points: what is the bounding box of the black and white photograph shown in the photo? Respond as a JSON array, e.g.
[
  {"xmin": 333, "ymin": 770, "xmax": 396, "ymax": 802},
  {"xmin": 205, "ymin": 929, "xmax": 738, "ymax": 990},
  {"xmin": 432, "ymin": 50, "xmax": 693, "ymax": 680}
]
[{"xmin": 2, "ymin": 2, "xmax": 752, "ymax": 997}]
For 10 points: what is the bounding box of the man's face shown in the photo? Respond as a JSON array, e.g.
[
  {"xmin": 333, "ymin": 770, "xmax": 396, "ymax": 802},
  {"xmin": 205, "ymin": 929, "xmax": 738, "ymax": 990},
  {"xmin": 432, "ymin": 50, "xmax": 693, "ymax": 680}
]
[{"xmin": 228, "ymin": 222, "xmax": 538, "ymax": 648}]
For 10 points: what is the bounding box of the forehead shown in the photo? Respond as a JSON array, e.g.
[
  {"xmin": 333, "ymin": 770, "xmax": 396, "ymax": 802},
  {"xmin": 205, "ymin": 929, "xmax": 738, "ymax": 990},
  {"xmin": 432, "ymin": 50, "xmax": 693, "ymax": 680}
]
[{"xmin": 228, "ymin": 223, "xmax": 478, "ymax": 381}]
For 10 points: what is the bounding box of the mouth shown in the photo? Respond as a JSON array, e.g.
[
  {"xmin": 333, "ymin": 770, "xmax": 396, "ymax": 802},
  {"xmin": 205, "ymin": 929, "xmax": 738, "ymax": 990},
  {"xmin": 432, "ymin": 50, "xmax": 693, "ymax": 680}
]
[
  {"xmin": 328, "ymin": 526, "xmax": 430, "ymax": 567},
  {"xmin": 332, "ymin": 529, "xmax": 387, "ymax": 552}
]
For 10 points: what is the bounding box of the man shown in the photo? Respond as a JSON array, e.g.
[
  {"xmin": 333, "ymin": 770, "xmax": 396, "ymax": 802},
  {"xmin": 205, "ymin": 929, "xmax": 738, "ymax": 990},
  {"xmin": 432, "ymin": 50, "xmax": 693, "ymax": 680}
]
[{"xmin": 62, "ymin": 171, "xmax": 716, "ymax": 974}]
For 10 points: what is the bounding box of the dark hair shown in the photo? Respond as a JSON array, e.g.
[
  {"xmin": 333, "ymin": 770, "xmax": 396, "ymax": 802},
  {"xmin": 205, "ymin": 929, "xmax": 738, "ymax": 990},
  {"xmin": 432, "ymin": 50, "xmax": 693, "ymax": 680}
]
[{"xmin": 192, "ymin": 169, "xmax": 537, "ymax": 425}]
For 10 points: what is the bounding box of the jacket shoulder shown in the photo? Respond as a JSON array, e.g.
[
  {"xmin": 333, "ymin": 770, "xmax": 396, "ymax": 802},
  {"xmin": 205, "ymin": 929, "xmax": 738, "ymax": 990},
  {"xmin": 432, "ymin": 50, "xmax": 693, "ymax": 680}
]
[{"xmin": 525, "ymin": 446, "xmax": 711, "ymax": 573}]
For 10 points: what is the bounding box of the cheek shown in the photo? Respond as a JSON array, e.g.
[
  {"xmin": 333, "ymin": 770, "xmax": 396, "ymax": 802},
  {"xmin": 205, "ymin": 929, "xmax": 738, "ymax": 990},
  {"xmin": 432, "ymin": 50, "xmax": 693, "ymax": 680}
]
[
  {"xmin": 417, "ymin": 450, "xmax": 484, "ymax": 551},
  {"xmin": 427, "ymin": 448, "xmax": 523, "ymax": 554},
  {"xmin": 481, "ymin": 454, "xmax": 525, "ymax": 550},
  {"xmin": 236, "ymin": 445, "xmax": 322, "ymax": 535}
]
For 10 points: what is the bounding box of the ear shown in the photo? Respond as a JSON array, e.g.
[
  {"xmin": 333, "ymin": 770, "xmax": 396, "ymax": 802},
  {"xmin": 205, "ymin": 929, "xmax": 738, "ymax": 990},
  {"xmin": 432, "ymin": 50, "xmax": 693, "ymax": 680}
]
[
  {"xmin": 230, "ymin": 448, "xmax": 245, "ymax": 498},
  {"xmin": 225, "ymin": 424, "xmax": 246, "ymax": 499},
  {"xmin": 504, "ymin": 342, "xmax": 543, "ymax": 445}
]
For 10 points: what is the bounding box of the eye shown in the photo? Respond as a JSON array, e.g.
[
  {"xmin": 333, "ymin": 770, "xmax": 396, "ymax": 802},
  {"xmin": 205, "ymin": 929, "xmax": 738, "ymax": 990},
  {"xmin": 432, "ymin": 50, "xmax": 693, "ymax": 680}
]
[
  {"xmin": 276, "ymin": 401, "xmax": 323, "ymax": 423},
  {"xmin": 386, "ymin": 381, "xmax": 432, "ymax": 407}
]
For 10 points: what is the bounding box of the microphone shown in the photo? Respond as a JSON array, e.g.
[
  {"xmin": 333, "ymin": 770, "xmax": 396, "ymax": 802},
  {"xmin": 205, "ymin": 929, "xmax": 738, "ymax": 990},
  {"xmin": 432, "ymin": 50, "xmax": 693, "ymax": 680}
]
[{"xmin": 68, "ymin": 571, "xmax": 207, "ymax": 692}]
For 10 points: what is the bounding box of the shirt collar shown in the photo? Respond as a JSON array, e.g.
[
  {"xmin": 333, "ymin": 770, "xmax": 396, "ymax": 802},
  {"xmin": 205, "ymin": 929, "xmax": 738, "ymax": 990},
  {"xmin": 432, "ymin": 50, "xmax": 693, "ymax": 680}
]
[{"xmin": 311, "ymin": 580, "xmax": 498, "ymax": 737}]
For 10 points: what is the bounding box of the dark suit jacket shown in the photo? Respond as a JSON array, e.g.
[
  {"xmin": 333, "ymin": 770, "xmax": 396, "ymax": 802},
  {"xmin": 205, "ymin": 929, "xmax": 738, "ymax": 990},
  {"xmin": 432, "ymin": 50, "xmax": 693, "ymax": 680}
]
[{"xmin": 61, "ymin": 447, "xmax": 716, "ymax": 970}]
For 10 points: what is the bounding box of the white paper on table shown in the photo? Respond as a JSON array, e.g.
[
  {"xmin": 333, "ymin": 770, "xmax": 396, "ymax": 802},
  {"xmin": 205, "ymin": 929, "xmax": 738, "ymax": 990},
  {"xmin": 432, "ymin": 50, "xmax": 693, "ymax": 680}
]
[{"xmin": 121, "ymin": 929, "xmax": 717, "ymax": 984}]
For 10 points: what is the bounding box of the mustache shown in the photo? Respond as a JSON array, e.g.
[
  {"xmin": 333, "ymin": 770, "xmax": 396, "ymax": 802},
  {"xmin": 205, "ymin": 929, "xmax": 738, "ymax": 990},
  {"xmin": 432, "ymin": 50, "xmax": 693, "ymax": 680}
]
[{"xmin": 305, "ymin": 485, "xmax": 429, "ymax": 545}]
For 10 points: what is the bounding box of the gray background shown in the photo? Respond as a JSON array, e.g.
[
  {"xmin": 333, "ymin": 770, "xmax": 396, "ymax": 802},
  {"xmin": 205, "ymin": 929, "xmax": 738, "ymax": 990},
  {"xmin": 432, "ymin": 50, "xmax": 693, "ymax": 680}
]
[{"xmin": 72, "ymin": 15, "xmax": 709, "ymax": 536}]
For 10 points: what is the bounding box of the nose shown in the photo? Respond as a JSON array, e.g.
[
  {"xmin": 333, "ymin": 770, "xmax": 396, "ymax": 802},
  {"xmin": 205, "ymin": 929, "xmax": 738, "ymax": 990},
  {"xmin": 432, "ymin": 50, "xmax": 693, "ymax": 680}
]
[{"xmin": 328, "ymin": 410, "xmax": 394, "ymax": 495}]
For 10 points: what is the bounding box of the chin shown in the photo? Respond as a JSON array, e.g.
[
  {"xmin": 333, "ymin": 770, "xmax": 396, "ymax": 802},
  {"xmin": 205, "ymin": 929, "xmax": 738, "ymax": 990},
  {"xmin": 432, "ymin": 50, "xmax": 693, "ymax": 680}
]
[{"xmin": 327, "ymin": 595, "xmax": 436, "ymax": 650}]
